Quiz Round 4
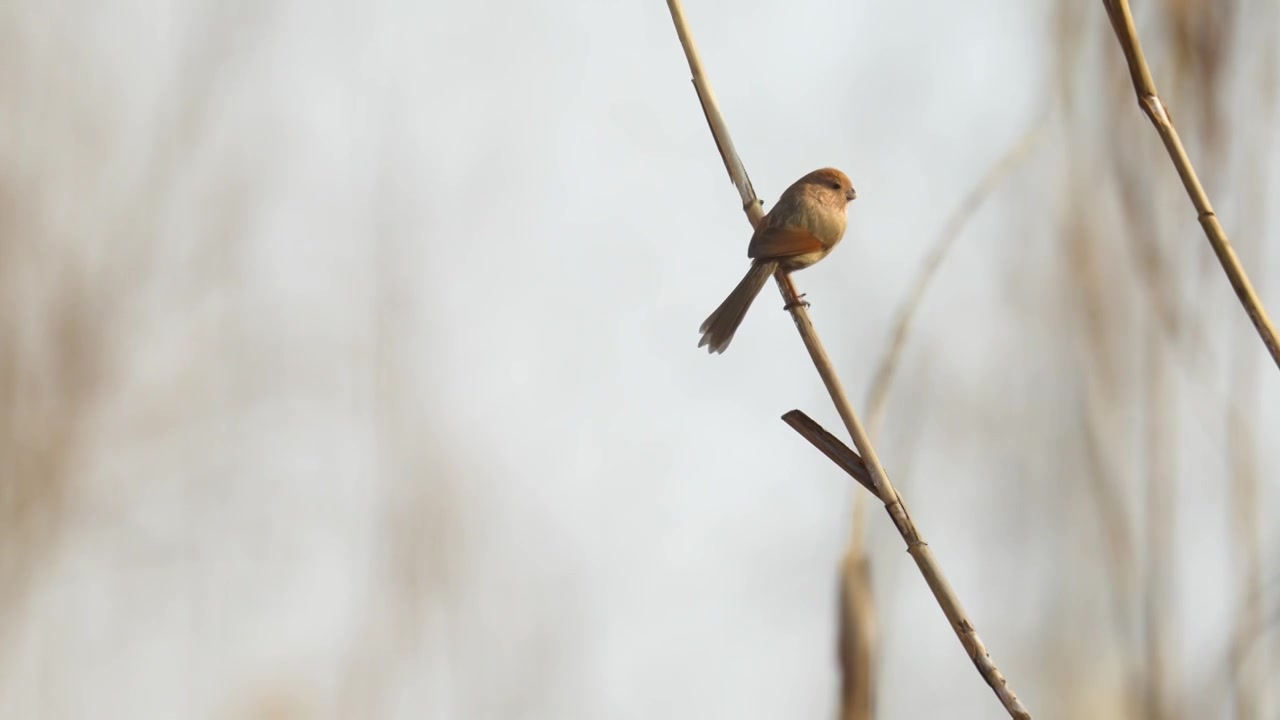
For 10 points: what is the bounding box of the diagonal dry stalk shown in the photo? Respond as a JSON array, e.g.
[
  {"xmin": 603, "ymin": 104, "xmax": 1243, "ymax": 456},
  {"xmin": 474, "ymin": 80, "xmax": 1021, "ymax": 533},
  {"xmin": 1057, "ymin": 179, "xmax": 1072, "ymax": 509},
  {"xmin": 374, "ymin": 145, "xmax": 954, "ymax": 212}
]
[
  {"xmin": 865, "ymin": 120, "xmax": 1044, "ymax": 438},
  {"xmin": 1101, "ymin": 0, "xmax": 1280, "ymax": 371},
  {"xmin": 841, "ymin": 122, "xmax": 1041, "ymax": 720},
  {"xmin": 782, "ymin": 411, "xmax": 1031, "ymax": 719},
  {"xmin": 665, "ymin": 2, "xmax": 1032, "ymax": 717},
  {"xmin": 865, "ymin": 119, "xmax": 1045, "ymax": 439}
]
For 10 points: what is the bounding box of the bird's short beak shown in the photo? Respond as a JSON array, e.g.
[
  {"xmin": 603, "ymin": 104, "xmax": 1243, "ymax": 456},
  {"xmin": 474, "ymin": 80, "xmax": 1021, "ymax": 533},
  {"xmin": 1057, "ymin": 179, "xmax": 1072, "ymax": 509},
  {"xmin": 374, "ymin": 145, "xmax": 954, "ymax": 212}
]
[{"xmin": 846, "ymin": 187, "xmax": 857, "ymax": 202}]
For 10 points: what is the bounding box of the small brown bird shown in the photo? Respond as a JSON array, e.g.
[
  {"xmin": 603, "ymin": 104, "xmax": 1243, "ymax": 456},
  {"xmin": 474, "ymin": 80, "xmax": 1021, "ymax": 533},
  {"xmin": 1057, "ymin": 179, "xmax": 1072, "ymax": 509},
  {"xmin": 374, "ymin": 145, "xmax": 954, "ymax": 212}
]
[{"xmin": 698, "ymin": 167, "xmax": 856, "ymax": 353}]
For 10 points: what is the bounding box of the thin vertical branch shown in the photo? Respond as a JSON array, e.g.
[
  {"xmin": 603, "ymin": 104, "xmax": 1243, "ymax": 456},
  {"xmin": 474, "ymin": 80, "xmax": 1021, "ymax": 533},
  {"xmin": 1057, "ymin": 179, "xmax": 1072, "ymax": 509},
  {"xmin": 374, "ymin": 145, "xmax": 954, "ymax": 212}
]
[
  {"xmin": 1078, "ymin": 403, "xmax": 1138, "ymax": 646},
  {"xmin": 1101, "ymin": 0, "xmax": 1280, "ymax": 370},
  {"xmin": 665, "ymin": 2, "xmax": 1032, "ymax": 717},
  {"xmin": 1223, "ymin": 12, "xmax": 1275, "ymax": 712},
  {"xmin": 838, "ymin": 549, "xmax": 875, "ymax": 720},
  {"xmin": 1227, "ymin": 365, "xmax": 1264, "ymax": 720},
  {"xmin": 1141, "ymin": 326, "xmax": 1176, "ymax": 720}
]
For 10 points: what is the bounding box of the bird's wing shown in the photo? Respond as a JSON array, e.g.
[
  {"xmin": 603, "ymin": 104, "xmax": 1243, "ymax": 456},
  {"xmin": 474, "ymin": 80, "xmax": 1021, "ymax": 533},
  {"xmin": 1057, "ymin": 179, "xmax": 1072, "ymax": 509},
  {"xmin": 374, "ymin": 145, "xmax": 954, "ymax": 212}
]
[{"xmin": 747, "ymin": 225, "xmax": 826, "ymax": 260}]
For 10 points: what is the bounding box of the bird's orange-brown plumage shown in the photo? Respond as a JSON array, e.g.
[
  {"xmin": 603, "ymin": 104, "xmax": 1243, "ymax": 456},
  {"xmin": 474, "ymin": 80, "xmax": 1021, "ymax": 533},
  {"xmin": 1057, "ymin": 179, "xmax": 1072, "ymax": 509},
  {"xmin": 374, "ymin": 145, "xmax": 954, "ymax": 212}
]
[{"xmin": 698, "ymin": 168, "xmax": 856, "ymax": 354}]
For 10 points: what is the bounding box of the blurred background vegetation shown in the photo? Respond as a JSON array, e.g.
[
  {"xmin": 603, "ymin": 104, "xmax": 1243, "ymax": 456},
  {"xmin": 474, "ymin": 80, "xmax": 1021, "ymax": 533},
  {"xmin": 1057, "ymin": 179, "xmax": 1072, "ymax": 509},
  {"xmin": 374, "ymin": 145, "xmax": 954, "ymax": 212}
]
[{"xmin": 1, "ymin": 1, "xmax": 1276, "ymax": 718}]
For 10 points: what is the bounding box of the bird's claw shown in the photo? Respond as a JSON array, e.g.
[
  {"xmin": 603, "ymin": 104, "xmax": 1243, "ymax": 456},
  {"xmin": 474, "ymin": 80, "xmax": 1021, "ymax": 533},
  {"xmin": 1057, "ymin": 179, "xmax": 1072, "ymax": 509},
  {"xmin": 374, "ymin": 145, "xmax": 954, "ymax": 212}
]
[{"xmin": 783, "ymin": 293, "xmax": 810, "ymax": 311}]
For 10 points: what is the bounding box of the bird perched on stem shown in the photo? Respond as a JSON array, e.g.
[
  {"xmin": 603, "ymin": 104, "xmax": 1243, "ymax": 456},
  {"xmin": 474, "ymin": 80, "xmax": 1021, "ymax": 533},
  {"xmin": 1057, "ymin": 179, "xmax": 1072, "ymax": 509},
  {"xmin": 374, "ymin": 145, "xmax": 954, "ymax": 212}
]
[{"xmin": 698, "ymin": 167, "xmax": 856, "ymax": 353}]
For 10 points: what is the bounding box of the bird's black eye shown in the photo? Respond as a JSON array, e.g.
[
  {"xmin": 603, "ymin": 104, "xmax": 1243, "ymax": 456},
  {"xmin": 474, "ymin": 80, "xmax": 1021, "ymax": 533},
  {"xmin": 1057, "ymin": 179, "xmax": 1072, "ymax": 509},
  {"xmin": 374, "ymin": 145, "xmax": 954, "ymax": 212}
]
[{"xmin": 830, "ymin": 181, "xmax": 842, "ymax": 190}]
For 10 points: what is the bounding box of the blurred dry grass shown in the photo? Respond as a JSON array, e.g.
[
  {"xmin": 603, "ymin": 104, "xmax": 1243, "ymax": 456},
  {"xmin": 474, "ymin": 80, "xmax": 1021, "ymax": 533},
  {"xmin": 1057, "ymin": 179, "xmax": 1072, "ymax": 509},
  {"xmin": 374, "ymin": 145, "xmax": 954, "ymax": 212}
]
[
  {"xmin": 1045, "ymin": 0, "xmax": 1274, "ymax": 717},
  {"xmin": 1, "ymin": 1, "xmax": 1277, "ymax": 718}
]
